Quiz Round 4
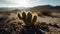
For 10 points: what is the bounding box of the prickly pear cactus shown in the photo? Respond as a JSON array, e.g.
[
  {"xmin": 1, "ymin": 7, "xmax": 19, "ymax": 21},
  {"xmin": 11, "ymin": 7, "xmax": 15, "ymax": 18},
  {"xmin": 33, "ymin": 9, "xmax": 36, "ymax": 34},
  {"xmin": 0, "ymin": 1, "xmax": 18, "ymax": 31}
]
[{"xmin": 18, "ymin": 12, "xmax": 37, "ymax": 26}]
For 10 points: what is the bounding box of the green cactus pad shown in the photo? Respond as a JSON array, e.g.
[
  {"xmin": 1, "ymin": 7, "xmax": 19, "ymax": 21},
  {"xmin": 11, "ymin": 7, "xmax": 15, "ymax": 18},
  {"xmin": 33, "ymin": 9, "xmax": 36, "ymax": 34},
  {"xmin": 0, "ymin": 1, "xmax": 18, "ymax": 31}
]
[
  {"xmin": 27, "ymin": 12, "xmax": 32, "ymax": 22},
  {"xmin": 32, "ymin": 15, "xmax": 37, "ymax": 24},
  {"xmin": 18, "ymin": 13, "xmax": 22, "ymax": 20},
  {"xmin": 22, "ymin": 12, "xmax": 26, "ymax": 20}
]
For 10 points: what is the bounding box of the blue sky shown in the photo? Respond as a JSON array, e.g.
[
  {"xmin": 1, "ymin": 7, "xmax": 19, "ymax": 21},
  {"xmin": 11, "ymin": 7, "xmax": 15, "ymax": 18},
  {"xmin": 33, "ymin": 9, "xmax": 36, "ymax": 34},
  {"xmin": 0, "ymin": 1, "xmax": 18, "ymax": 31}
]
[{"xmin": 0, "ymin": 0, "xmax": 60, "ymax": 7}]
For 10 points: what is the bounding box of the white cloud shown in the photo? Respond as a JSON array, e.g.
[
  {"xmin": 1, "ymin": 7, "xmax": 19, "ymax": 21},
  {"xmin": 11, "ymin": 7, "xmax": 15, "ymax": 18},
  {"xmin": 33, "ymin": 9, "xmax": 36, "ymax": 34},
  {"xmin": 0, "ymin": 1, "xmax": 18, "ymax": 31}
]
[
  {"xmin": 0, "ymin": 0, "xmax": 32, "ymax": 7},
  {"xmin": 0, "ymin": 0, "xmax": 60, "ymax": 7}
]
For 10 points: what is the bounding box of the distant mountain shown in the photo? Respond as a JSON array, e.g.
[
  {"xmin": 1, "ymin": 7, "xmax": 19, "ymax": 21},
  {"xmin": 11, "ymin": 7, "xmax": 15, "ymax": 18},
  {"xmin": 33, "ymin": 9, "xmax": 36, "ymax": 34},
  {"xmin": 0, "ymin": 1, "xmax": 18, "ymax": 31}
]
[
  {"xmin": 0, "ymin": 7, "xmax": 27, "ymax": 11},
  {"xmin": 54, "ymin": 6, "xmax": 60, "ymax": 9},
  {"xmin": 0, "ymin": 5, "xmax": 60, "ymax": 11},
  {"xmin": 0, "ymin": 8, "xmax": 15, "ymax": 11},
  {"xmin": 29, "ymin": 5, "xmax": 60, "ymax": 10}
]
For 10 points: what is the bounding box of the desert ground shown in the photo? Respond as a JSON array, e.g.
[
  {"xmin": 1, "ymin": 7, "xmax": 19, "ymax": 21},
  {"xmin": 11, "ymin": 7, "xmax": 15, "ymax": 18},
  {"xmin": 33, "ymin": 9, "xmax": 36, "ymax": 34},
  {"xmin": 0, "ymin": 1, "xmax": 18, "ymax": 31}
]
[{"xmin": 0, "ymin": 10, "xmax": 60, "ymax": 34}]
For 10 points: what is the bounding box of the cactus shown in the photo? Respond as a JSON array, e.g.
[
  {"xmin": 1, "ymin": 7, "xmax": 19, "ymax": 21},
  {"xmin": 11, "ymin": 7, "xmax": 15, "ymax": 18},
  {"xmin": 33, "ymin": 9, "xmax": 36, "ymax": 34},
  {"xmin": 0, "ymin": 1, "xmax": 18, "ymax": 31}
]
[{"xmin": 18, "ymin": 12, "xmax": 37, "ymax": 26}]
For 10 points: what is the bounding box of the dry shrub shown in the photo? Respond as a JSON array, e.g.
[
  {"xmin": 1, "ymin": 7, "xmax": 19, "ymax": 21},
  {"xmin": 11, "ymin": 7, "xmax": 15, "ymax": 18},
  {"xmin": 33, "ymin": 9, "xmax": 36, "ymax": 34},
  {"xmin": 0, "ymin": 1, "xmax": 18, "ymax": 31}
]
[{"xmin": 41, "ymin": 10, "xmax": 51, "ymax": 16}]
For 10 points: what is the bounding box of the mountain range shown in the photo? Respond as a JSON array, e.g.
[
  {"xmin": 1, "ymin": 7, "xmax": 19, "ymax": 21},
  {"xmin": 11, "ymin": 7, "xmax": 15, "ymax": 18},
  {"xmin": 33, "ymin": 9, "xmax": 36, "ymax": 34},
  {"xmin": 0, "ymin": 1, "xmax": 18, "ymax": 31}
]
[
  {"xmin": 0, "ymin": 5, "xmax": 60, "ymax": 11},
  {"xmin": 29, "ymin": 5, "xmax": 60, "ymax": 10}
]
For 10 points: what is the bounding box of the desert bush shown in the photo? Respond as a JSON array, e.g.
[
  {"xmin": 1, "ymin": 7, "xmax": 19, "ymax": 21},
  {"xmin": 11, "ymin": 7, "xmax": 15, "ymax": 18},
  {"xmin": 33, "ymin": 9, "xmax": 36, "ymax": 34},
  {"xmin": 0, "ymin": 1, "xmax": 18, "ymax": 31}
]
[
  {"xmin": 0, "ymin": 21, "xmax": 23, "ymax": 34},
  {"xmin": 36, "ymin": 22, "xmax": 50, "ymax": 32},
  {"xmin": 49, "ymin": 23, "xmax": 60, "ymax": 28},
  {"xmin": 41, "ymin": 10, "xmax": 51, "ymax": 16},
  {"xmin": 0, "ymin": 14, "xmax": 24, "ymax": 34}
]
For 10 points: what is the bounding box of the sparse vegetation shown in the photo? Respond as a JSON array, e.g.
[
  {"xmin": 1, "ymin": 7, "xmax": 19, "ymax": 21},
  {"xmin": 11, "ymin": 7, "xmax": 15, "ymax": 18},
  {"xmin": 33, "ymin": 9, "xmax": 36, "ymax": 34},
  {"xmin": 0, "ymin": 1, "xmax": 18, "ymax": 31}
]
[{"xmin": 0, "ymin": 10, "xmax": 60, "ymax": 34}]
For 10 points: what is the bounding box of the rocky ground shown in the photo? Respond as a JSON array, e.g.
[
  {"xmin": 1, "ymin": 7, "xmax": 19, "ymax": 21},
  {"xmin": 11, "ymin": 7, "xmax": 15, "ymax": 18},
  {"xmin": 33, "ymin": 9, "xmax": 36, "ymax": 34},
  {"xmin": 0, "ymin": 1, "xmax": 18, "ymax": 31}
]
[{"xmin": 37, "ymin": 12, "xmax": 60, "ymax": 34}]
